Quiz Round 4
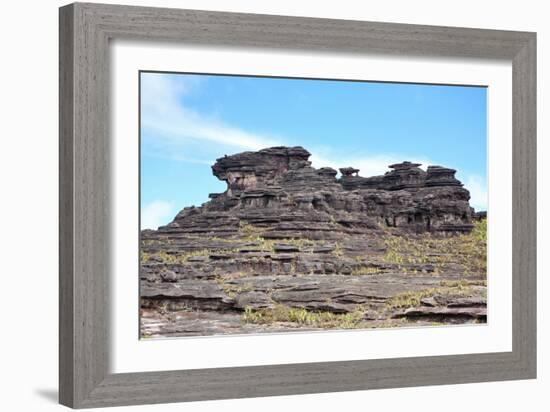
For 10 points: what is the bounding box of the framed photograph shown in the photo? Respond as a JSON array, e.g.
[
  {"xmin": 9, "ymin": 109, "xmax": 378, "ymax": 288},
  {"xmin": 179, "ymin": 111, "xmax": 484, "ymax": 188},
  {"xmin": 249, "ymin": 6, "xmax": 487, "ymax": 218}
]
[{"xmin": 59, "ymin": 2, "xmax": 536, "ymax": 408}]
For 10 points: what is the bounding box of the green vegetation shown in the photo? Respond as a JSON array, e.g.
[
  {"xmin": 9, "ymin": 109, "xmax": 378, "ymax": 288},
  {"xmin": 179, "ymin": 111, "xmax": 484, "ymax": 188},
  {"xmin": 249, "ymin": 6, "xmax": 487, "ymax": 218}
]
[
  {"xmin": 386, "ymin": 284, "xmax": 477, "ymax": 309},
  {"xmin": 242, "ymin": 305, "xmax": 366, "ymax": 329},
  {"xmin": 216, "ymin": 278, "xmax": 254, "ymax": 298},
  {"xmin": 140, "ymin": 249, "xmax": 218, "ymax": 265},
  {"xmin": 472, "ymin": 218, "xmax": 487, "ymax": 242},
  {"xmin": 380, "ymin": 219, "xmax": 487, "ymax": 276},
  {"xmin": 239, "ymin": 221, "xmax": 261, "ymax": 237},
  {"xmin": 351, "ymin": 266, "xmax": 381, "ymax": 276},
  {"xmin": 241, "ymin": 305, "xmax": 420, "ymax": 330},
  {"xmin": 247, "ymin": 236, "xmax": 318, "ymax": 252},
  {"xmin": 332, "ymin": 242, "xmax": 344, "ymax": 257},
  {"xmin": 238, "ymin": 222, "xmax": 321, "ymax": 252},
  {"xmin": 439, "ymin": 279, "xmax": 487, "ymax": 288}
]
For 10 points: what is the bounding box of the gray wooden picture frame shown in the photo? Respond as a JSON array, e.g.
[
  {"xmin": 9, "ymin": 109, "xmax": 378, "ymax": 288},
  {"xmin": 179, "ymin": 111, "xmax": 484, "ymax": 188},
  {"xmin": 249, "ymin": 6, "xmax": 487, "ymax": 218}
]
[{"xmin": 59, "ymin": 2, "xmax": 536, "ymax": 409}]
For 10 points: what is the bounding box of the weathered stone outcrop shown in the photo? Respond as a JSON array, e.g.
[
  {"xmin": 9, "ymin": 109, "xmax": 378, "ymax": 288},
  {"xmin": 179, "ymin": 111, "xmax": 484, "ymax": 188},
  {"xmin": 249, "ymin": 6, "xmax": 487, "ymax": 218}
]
[
  {"xmin": 140, "ymin": 146, "xmax": 486, "ymax": 337},
  {"xmin": 154, "ymin": 146, "xmax": 473, "ymax": 239}
]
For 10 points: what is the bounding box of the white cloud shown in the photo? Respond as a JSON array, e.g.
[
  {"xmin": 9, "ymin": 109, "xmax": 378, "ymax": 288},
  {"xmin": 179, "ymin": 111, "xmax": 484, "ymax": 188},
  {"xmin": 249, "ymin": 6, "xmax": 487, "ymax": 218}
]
[
  {"xmin": 310, "ymin": 152, "xmax": 435, "ymax": 177},
  {"xmin": 141, "ymin": 200, "xmax": 175, "ymax": 230},
  {"xmin": 141, "ymin": 73, "xmax": 487, "ymax": 213},
  {"xmin": 141, "ymin": 73, "xmax": 435, "ymax": 176},
  {"xmin": 464, "ymin": 174, "xmax": 488, "ymax": 211},
  {"xmin": 141, "ymin": 73, "xmax": 280, "ymax": 153}
]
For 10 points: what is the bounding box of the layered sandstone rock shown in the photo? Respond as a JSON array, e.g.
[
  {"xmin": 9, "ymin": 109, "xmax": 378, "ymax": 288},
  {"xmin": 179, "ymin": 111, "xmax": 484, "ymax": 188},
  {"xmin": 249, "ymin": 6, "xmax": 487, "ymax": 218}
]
[
  {"xmin": 154, "ymin": 146, "xmax": 473, "ymax": 239},
  {"xmin": 140, "ymin": 146, "xmax": 486, "ymax": 337}
]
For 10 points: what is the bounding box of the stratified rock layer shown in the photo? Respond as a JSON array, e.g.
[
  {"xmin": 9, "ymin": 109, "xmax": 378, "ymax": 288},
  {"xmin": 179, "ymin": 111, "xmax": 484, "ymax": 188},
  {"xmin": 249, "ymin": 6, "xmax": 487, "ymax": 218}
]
[
  {"xmin": 155, "ymin": 146, "xmax": 473, "ymax": 237},
  {"xmin": 140, "ymin": 146, "xmax": 486, "ymax": 337}
]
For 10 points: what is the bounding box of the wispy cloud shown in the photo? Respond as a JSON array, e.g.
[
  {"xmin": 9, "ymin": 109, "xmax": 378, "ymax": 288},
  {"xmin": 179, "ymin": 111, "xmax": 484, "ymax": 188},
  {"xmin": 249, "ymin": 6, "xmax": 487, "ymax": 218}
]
[
  {"xmin": 141, "ymin": 200, "xmax": 174, "ymax": 230},
  {"xmin": 142, "ymin": 73, "xmax": 436, "ymax": 176},
  {"xmin": 141, "ymin": 73, "xmax": 280, "ymax": 154},
  {"xmin": 141, "ymin": 73, "xmax": 487, "ymax": 212},
  {"xmin": 143, "ymin": 150, "xmax": 214, "ymax": 166}
]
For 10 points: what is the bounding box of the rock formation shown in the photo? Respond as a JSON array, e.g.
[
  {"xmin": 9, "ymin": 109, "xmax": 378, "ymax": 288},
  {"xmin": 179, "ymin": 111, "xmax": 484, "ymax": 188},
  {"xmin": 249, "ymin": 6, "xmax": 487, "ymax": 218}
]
[
  {"xmin": 154, "ymin": 146, "xmax": 473, "ymax": 238},
  {"xmin": 140, "ymin": 146, "xmax": 486, "ymax": 337}
]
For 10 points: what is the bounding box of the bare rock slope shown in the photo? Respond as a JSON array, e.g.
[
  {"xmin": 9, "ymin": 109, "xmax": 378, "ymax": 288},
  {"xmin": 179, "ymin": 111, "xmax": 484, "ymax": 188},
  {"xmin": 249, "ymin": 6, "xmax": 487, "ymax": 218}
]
[{"xmin": 141, "ymin": 146, "xmax": 487, "ymax": 337}]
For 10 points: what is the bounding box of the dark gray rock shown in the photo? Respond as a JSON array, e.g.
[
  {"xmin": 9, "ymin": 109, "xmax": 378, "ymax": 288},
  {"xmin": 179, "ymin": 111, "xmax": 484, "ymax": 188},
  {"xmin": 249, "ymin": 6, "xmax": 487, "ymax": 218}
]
[
  {"xmin": 474, "ymin": 210, "xmax": 487, "ymax": 220},
  {"xmin": 446, "ymin": 297, "xmax": 487, "ymax": 308},
  {"xmin": 394, "ymin": 306, "xmax": 487, "ymax": 322},
  {"xmin": 273, "ymin": 244, "xmax": 300, "ymax": 253},
  {"xmin": 140, "ymin": 146, "xmax": 486, "ymax": 337},
  {"xmin": 234, "ymin": 291, "xmax": 274, "ymax": 310},
  {"xmin": 141, "ymin": 281, "xmax": 233, "ymax": 311},
  {"xmin": 312, "ymin": 245, "xmax": 336, "ymax": 253},
  {"xmin": 146, "ymin": 146, "xmax": 474, "ymax": 238},
  {"xmin": 420, "ymin": 297, "xmax": 438, "ymax": 307}
]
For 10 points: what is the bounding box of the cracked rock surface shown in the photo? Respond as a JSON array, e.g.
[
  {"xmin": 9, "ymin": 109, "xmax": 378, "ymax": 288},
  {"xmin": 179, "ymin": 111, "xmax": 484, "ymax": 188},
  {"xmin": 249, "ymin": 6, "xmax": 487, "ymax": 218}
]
[{"xmin": 140, "ymin": 146, "xmax": 487, "ymax": 338}]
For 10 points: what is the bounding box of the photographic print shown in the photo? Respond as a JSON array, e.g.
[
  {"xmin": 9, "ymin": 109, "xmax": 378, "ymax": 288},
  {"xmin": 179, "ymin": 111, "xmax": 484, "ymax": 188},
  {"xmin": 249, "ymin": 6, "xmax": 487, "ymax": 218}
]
[{"xmin": 139, "ymin": 72, "xmax": 487, "ymax": 338}]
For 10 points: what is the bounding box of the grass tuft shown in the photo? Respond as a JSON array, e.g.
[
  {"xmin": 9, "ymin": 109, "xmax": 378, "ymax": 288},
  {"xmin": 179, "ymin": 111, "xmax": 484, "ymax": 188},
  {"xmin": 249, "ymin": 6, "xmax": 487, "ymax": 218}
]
[
  {"xmin": 351, "ymin": 266, "xmax": 381, "ymax": 276},
  {"xmin": 380, "ymin": 219, "xmax": 487, "ymax": 276},
  {"xmin": 386, "ymin": 284, "xmax": 476, "ymax": 309},
  {"xmin": 242, "ymin": 305, "xmax": 366, "ymax": 329}
]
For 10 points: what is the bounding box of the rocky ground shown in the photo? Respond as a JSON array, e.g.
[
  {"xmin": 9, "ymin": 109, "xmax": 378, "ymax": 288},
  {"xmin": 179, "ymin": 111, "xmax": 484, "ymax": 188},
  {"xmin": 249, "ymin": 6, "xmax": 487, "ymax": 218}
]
[{"xmin": 140, "ymin": 146, "xmax": 487, "ymax": 338}]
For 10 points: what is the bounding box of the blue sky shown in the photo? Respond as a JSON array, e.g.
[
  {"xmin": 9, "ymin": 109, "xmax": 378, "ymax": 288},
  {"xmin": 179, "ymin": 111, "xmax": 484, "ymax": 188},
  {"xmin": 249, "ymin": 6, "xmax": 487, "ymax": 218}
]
[{"xmin": 140, "ymin": 72, "xmax": 487, "ymax": 229}]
